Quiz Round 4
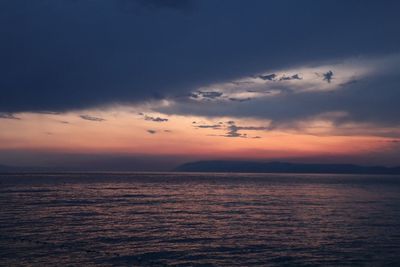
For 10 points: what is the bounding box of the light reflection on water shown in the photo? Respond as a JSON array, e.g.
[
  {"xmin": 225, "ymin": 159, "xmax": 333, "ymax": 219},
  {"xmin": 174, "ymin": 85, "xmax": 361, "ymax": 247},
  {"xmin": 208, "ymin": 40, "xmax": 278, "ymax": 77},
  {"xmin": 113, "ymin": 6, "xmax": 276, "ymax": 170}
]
[{"xmin": 1, "ymin": 172, "xmax": 400, "ymax": 266}]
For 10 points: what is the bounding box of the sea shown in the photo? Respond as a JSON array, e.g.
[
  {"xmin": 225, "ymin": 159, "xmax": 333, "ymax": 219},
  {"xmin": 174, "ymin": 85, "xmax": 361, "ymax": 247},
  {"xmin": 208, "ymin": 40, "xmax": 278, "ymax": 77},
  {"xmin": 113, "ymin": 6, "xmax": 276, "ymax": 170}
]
[{"xmin": 1, "ymin": 172, "xmax": 400, "ymax": 266}]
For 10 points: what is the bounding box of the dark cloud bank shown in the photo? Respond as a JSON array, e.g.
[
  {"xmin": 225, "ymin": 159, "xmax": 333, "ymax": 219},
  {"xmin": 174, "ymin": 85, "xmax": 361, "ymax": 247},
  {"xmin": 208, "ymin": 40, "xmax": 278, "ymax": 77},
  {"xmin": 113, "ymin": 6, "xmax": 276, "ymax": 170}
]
[{"xmin": 1, "ymin": 0, "xmax": 400, "ymax": 124}]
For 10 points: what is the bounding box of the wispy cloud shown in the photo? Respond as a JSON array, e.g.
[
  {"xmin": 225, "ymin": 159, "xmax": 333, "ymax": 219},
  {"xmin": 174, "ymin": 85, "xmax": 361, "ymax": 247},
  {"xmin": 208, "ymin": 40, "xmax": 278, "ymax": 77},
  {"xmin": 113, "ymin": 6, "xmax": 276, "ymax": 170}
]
[
  {"xmin": 258, "ymin": 73, "xmax": 277, "ymax": 81},
  {"xmin": 257, "ymin": 73, "xmax": 302, "ymax": 81},
  {"xmin": 223, "ymin": 123, "xmax": 268, "ymax": 138},
  {"xmin": 80, "ymin": 115, "xmax": 106, "ymax": 122},
  {"xmin": 279, "ymin": 74, "xmax": 302, "ymax": 81},
  {"xmin": 190, "ymin": 91, "xmax": 223, "ymax": 100},
  {"xmin": 339, "ymin": 79, "xmax": 357, "ymax": 87},
  {"xmin": 229, "ymin": 97, "xmax": 252, "ymax": 102},
  {"xmin": 195, "ymin": 120, "xmax": 266, "ymax": 138},
  {"xmin": 147, "ymin": 129, "xmax": 157, "ymax": 134},
  {"xmin": 0, "ymin": 113, "xmax": 20, "ymax": 120},
  {"xmin": 35, "ymin": 111, "xmax": 61, "ymax": 115},
  {"xmin": 139, "ymin": 113, "xmax": 168, "ymax": 122},
  {"xmin": 194, "ymin": 124, "xmax": 222, "ymax": 129}
]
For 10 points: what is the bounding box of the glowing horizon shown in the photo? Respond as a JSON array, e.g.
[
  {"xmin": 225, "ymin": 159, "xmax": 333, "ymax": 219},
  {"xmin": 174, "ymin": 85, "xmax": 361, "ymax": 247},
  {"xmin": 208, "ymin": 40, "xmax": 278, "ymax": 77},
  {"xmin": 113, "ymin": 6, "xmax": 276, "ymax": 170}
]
[{"xmin": 1, "ymin": 106, "xmax": 398, "ymax": 168}]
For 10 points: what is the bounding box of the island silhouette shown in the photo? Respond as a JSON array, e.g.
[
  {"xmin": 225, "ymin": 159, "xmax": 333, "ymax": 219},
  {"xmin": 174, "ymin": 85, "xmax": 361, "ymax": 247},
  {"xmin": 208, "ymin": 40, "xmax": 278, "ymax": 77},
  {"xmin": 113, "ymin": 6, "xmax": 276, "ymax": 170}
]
[{"xmin": 175, "ymin": 161, "xmax": 400, "ymax": 175}]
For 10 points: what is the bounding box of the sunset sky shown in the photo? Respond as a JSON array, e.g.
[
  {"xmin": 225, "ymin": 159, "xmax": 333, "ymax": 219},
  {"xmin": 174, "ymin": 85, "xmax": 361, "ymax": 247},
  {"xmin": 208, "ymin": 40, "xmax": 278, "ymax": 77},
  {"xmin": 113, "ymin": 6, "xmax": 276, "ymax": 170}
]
[{"xmin": 1, "ymin": 0, "xmax": 400, "ymax": 170}]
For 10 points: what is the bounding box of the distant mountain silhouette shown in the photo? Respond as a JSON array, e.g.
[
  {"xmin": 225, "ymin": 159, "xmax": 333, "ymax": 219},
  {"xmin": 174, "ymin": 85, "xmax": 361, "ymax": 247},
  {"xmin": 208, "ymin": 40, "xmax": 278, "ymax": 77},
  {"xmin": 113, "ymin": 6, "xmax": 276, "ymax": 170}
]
[{"xmin": 175, "ymin": 161, "xmax": 400, "ymax": 175}]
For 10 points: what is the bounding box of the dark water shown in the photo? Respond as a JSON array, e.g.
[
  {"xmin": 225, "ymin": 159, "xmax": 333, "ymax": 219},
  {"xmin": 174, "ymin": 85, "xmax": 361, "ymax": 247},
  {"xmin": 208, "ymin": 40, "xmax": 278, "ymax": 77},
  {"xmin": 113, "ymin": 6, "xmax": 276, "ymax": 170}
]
[{"xmin": 1, "ymin": 173, "xmax": 400, "ymax": 266}]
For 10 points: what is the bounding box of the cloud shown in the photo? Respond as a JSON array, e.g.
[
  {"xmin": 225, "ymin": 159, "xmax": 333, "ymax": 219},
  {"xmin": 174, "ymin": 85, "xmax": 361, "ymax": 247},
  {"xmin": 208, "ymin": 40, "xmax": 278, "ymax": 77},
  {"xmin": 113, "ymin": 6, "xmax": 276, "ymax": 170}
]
[
  {"xmin": 190, "ymin": 91, "xmax": 223, "ymax": 100},
  {"xmin": 80, "ymin": 115, "xmax": 106, "ymax": 122},
  {"xmin": 139, "ymin": 113, "xmax": 168, "ymax": 122},
  {"xmin": 157, "ymin": 54, "xmax": 400, "ymax": 130},
  {"xmin": 195, "ymin": 120, "xmax": 266, "ymax": 138},
  {"xmin": 223, "ymin": 123, "xmax": 268, "ymax": 138},
  {"xmin": 322, "ymin": 70, "xmax": 334, "ymax": 83},
  {"xmin": 146, "ymin": 116, "xmax": 168, "ymax": 122},
  {"xmin": 1, "ymin": 1, "xmax": 399, "ymax": 112},
  {"xmin": 0, "ymin": 113, "xmax": 20, "ymax": 120},
  {"xmin": 147, "ymin": 129, "xmax": 171, "ymax": 134},
  {"xmin": 258, "ymin": 74, "xmax": 277, "ymax": 81},
  {"xmin": 258, "ymin": 73, "xmax": 302, "ymax": 82},
  {"xmin": 34, "ymin": 111, "xmax": 61, "ymax": 115},
  {"xmin": 194, "ymin": 124, "xmax": 222, "ymax": 129},
  {"xmin": 246, "ymin": 89, "xmax": 272, "ymax": 94},
  {"xmin": 339, "ymin": 79, "xmax": 357, "ymax": 87},
  {"xmin": 229, "ymin": 97, "xmax": 252, "ymax": 102},
  {"xmin": 184, "ymin": 63, "xmax": 357, "ymax": 105},
  {"xmin": 279, "ymin": 74, "xmax": 302, "ymax": 81}
]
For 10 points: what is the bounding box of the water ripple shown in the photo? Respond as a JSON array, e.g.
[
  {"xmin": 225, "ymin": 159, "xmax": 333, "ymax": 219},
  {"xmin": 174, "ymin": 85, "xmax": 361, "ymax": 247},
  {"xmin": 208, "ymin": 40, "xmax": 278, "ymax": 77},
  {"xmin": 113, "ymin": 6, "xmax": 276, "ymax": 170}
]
[{"xmin": 1, "ymin": 172, "xmax": 400, "ymax": 266}]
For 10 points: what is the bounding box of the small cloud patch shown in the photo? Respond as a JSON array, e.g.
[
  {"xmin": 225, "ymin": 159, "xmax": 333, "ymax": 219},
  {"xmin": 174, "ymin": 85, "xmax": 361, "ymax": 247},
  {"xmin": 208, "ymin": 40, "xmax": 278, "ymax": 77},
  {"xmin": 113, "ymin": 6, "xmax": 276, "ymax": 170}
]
[
  {"xmin": 139, "ymin": 113, "xmax": 169, "ymax": 122},
  {"xmin": 229, "ymin": 97, "xmax": 252, "ymax": 102},
  {"xmin": 0, "ymin": 113, "xmax": 21, "ymax": 120},
  {"xmin": 322, "ymin": 70, "xmax": 334, "ymax": 83},
  {"xmin": 257, "ymin": 73, "xmax": 302, "ymax": 82},
  {"xmin": 279, "ymin": 74, "xmax": 302, "ymax": 81},
  {"xmin": 258, "ymin": 73, "xmax": 277, "ymax": 81},
  {"xmin": 80, "ymin": 115, "xmax": 106, "ymax": 122},
  {"xmin": 194, "ymin": 124, "xmax": 222, "ymax": 129},
  {"xmin": 190, "ymin": 91, "xmax": 223, "ymax": 100},
  {"xmin": 223, "ymin": 123, "xmax": 267, "ymax": 138},
  {"xmin": 195, "ymin": 120, "xmax": 266, "ymax": 139}
]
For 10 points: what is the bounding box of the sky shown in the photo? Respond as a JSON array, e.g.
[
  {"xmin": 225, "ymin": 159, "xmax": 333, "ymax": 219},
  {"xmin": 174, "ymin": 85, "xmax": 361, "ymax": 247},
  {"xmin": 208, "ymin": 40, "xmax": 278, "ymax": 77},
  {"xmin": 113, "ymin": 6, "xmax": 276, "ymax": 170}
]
[{"xmin": 1, "ymin": 0, "xmax": 400, "ymax": 170}]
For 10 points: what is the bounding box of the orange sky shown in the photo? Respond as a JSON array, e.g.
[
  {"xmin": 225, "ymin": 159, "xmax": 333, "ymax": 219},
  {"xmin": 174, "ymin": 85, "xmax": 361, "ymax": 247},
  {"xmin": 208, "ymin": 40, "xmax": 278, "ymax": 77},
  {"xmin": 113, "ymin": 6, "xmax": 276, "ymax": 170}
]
[{"xmin": 0, "ymin": 107, "xmax": 396, "ymax": 166}]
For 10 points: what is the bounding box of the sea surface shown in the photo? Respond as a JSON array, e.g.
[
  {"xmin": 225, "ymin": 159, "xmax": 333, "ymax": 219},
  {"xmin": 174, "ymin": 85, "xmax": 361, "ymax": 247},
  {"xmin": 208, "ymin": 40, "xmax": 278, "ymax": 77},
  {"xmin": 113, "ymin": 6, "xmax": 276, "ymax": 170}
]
[{"xmin": 1, "ymin": 172, "xmax": 400, "ymax": 266}]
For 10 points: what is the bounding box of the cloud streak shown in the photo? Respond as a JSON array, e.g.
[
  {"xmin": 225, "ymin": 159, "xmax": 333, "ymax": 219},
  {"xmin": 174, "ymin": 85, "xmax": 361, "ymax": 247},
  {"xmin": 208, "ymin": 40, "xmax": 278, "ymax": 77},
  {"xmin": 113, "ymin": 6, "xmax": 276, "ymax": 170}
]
[
  {"xmin": 258, "ymin": 74, "xmax": 277, "ymax": 81},
  {"xmin": 279, "ymin": 74, "xmax": 302, "ymax": 81},
  {"xmin": 0, "ymin": 113, "xmax": 20, "ymax": 120},
  {"xmin": 80, "ymin": 115, "xmax": 106, "ymax": 122},
  {"xmin": 139, "ymin": 113, "xmax": 169, "ymax": 122},
  {"xmin": 195, "ymin": 120, "xmax": 267, "ymax": 139}
]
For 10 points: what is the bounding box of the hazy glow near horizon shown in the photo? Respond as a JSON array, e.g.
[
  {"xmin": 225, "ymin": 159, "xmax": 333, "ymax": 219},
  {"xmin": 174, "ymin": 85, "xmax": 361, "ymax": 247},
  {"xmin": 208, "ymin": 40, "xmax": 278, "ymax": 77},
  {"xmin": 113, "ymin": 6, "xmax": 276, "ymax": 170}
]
[{"xmin": 0, "ymin": 107, "xmax": 396, "ymax": 166}]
